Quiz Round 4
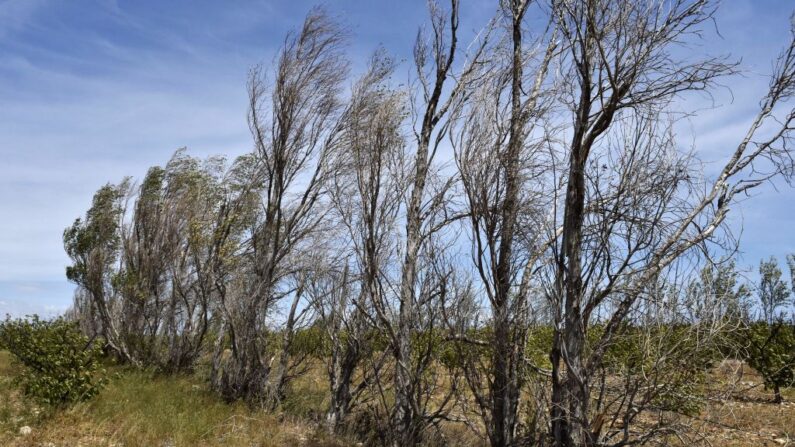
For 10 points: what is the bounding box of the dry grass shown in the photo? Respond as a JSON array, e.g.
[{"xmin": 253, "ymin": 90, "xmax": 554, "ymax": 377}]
[
  {"xmin": 0, "ymin": 351, "xmax": 348, "ymax": 447},
  {"xmin": 1, "ymin": 351, "xmax": 49, "ymax": 443},
  {"xmin": 674, "ymin": 361, "xmax": 795, "ymax": 446},
  {"xmin": 1, "ymin": 351, "xmax": 792, "ymax": 446}
]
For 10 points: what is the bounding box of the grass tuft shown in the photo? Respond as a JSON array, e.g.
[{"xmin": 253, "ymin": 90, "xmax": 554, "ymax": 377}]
[{"xmin": 0, "ymin": 351, "xmax": 345, "ymax": 446}]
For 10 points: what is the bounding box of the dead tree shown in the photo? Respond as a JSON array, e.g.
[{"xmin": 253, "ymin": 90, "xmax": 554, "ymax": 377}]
[
  {"xmin": 306, "ymin": 263, "xmax": 367, "ymax": 433},
  {"xmin": 449, "ymin": 1, "xmax": 794, "ymax": 445},
  {"xmin": 210, "ymin": 7, "xmax": 348, "ymax": 406},
  {"xmin": 540, "ymin": 1, "xmax": 795, "ymax": 445},
  {"xmin": 450, "ymin": 0, "xmax": 556, "ymax": 444},
  {"xmin": 390, "ymin": 1, "xmax": 492, "ymax": 443},
  {"xmin": 326, "ymin": 51, "xmax": 408, "ymax": 434}
]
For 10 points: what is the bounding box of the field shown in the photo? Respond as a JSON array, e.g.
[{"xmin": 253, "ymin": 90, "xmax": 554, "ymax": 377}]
[
  {"xmin": 671, "ymin": 360, "xmax": 794, "ymax": 446},
  {"xmin": 0, "ymin": 351, "xmax": 792, "ymax": 446},
  {"xmin": 0, "ymin": 351, "xmax": 347, "ymax": 447}
]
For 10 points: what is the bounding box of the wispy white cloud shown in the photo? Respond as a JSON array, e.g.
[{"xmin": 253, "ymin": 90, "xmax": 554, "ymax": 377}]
[
  {"xmin": 0, "ymin": 0, "xmax": 792, "ymax": 317},
  {"xmin": 0, "ymin": 281, "xmax": 72, "ymax": 317},
  {"xmin": 0, "ymin": 0, "xmax": 48, "ymax": 38}
]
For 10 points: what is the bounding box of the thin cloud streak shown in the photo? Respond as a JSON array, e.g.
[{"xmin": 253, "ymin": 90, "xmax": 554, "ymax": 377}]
[{"xmin": 0, "ymin": 0, "xmax": 792, "ymax": 317}]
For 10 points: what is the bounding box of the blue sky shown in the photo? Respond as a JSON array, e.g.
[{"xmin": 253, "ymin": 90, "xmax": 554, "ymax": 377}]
[{"xmin": 0, "ymin": 0, "xmax": 793, "ymax": 317}]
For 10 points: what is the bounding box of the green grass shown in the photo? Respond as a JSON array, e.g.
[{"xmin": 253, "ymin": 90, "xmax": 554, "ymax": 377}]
[
  {"xmin": 6, "ymin": 349, "xmax": 787, "ymax": 447},
  {"xmin": 0, "ymin": 351, "xmax": 50, "ymax": 443},
  {"xmin": 0, "ymin": 351, "xmax": 346, "ymax": 446},
  {"xmin": 81, "ymin": 368, "xmax": 250, "ymax": 445}
]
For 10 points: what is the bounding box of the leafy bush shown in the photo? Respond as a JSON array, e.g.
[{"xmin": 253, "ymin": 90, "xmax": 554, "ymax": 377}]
[
  {"xmin": 590, "ymin": 324, "xmax": 720, "ymax": 416},
  {"xmin": 0, "ymin": 315, "xmax": 105, "ymax": 405},
  {"xmin": 744, "ymin": 320, "xmax": 795, "ymax": 403},
  {"xmin": 288, "ymin": 325, "xmax": 329, "ymax": 359}
]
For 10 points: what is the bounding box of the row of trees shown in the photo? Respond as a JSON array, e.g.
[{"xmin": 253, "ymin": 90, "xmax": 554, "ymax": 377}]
[{"xmin": 63, "ymin": 1, "xmax": 795, "ymax": 446}]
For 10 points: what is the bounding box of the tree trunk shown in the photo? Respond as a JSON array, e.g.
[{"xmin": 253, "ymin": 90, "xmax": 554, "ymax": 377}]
[
  {"xmin": 326, "ymin": 343, "xmax": 358, "ymax": 433},
  {"xmin": 270, "ymin": 286, "xmax": 303, "ymax": 408},
  {"xmin": 490, "ymin": 307, "xmax": 519, "ymax": 447},
  {"xmin": 488, "ymin": 3, "xmax": 527, "ymax": 446},
  {"xmin": 395, "ymin": 231, "xmax": 420, "ymax": 447}
]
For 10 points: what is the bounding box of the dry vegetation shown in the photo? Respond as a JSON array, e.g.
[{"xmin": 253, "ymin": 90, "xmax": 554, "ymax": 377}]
[
  {"xmin": 669, "ymin": 361, "xmax": 795, "ymax": 446},
  {"xmin": 5, "ymin": 0, "xmax": 794, "ymax": 446},
  {"xmin": 0, "ymin": 351, "xmax": 347, "ymax": 447},
  {"xmin": 1, "ymin": 351, "xmax": 792, "ymax": 447}
]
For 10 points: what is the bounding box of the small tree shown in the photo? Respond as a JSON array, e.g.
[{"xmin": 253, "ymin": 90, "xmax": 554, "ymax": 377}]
[
  {"xmin": 0, "ymin": 315, "xmax": 105, "ymax": 405},
  {"xmin": 64, "ymin": 180, "xmax": 132, "ymax": 363},
  {"xmin": 745, "ymin": 257, "xmax": 794, "ymax": 403},
  {"xmin": 758, "ymin": 257, "xmax": 790, "ymax": 324},
  {"xmin": 745, "ymin": 320, "xmax": 795, "ymax": 403},
  {"xmin": 687, "ymin": 261, "xmax": 751, "ymax": 322}
]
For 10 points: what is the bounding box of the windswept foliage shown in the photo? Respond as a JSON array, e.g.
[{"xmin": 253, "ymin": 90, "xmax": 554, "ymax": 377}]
[{"xmin": 61, "ymin": 1, "xmax": 795, "ymax": 446}]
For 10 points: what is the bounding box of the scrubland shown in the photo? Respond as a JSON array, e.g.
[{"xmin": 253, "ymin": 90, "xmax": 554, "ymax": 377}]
[{"xmin": 1, "ymin": 351, "xmax": 792, "ymax": 447}]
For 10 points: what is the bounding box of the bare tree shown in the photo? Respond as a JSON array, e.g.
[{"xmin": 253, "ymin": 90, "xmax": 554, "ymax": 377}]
[
  {"xmin": 538, "ymin": 1, "xmax": 795, "ymax": 445},
  {"xmin": 388, "ymin": 1, "xmax": 494, "ymax": 444},
  {"xmin": 306, "ymin": 262, "xmax": 368, "ymax": 433},
  {"xmin": 210, "ymin": 7, "xmax": 348, "ymax": 407},
  {"xmin": 450, "ymin": 0, "xmax": 557, "ymax": 444},
  {"xmin": 326, "ymin": 51, "xmax": 408, "ymax": 435},
  {"xmin": 448, "ymin": 1, "xmax": 795, "ymax": 445}
]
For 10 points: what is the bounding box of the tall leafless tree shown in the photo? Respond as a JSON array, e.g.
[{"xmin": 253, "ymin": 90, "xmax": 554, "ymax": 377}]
[
  {"xmin": 539, "ymin": 1, "xmax": 794, "ymax": 445},
  {"xmin": 63, "ymin": 3, "xmax": 795, "ymax": 446},
  {"xmin": 450, "ymin": 0, "xmax": 557, "ymax": 444},
  {"xmin": 389, "ymin": 1, "xmax": 494, "ymax": 443},
  {"xmin": 210, "ymin": 7, "xmax": 349, "ymax": 406},
  {"xmin": 326, "ymin": 51, "xmax": 408, "ymax": 434}
]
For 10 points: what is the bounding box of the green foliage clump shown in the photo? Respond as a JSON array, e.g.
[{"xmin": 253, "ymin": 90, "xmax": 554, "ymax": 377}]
[
  {"xmin": 0, "ymin": 315, "xmax": 105, "ymax": 405},
  {"xmin": 744, "ymin": 321, "xmax": 795, "ymax": 403},
  {"xmin": 63, "ymin": 182, "xmax": 127, "ymax": 285},
  {"xmin": 525, "ymin": 326, "xmax": 554, "ymax": 370},
  {"xmin": 595, "ymin": 324, "xmax": 720, "ymax": 416},
  {"xmin": 288, "ymin": 325, "xmax": 329, "ymax": 359}
]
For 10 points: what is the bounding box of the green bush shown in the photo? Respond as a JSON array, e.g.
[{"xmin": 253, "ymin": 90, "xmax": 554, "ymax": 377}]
[
  {"xmin": 0, "ymin": 315, "xmax": 105, "ymax": 405},
  {"xmin": 744, "ymin": 321, "xmax": 795, "ymax": 403},
  {"xmin": 288, "ymin": 325, "xmax": 329, "ymax": 358},
  {"xmin": 525, "ymin": 326, "xmax": 554, "ymax": 370},
  {"xmin": 593, "ymin": 324, "xmax": 719, "ymax": 416}
]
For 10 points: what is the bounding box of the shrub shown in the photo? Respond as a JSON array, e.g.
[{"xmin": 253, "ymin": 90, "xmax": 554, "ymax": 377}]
[
  {"xmin": 289, "ymin": 325, "xmax": 329, "ymax": 359},
  {"xmin": 744, "ymin": 320, "xmax": 795, "ymax": 403},
  {"xmin": 0, "ymin": 315, "xmax": 105, "ymax": 405},
  {"xmin": 525, "ymin": 326, "xmax": 554, "ymax": 370},
  {"xmin": 592, "ymin": 324, "xmax": 720, "ymax": 417}
]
